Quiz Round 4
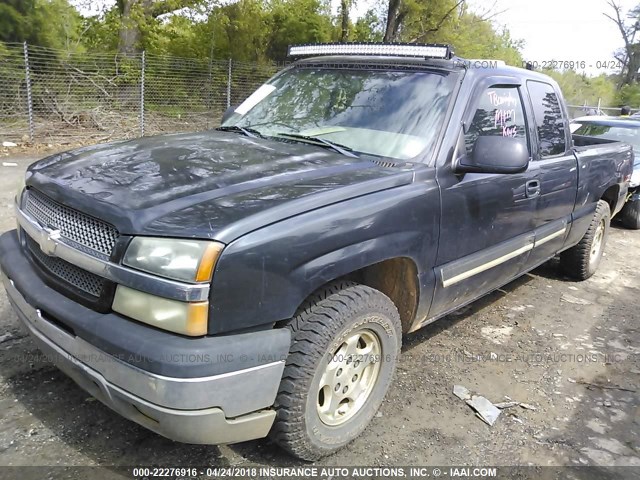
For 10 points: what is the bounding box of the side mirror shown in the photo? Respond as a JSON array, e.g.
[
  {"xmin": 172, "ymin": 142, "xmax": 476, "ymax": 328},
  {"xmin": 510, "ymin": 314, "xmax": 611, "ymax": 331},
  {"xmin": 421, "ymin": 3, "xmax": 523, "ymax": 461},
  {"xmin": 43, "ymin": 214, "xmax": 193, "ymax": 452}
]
[
  {"xmin": 221, "ymin": 106, "xmax": 237, "ymax": 125},
  {"xmin": 456, "ymin": 136, "xmax": 530, "ymax": 174}
]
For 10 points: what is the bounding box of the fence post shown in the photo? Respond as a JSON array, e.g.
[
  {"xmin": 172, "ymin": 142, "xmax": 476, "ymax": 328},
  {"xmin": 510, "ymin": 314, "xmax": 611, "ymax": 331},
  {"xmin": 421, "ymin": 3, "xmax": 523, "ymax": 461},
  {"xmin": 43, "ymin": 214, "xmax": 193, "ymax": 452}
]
[
  {"xmin": 23, "ymin": 42, "xmax": 34, "ymax": 143},
  {"xmin": 140, "ymin": 51, "xmax": 146, "ymax": 137},
  {"xmin": 206, "ymin": 56, "xmax": 213, "ymax": 128},
  {"xmin": 226, "ymin": 59, "xmax": 232, "ymax": 108}
]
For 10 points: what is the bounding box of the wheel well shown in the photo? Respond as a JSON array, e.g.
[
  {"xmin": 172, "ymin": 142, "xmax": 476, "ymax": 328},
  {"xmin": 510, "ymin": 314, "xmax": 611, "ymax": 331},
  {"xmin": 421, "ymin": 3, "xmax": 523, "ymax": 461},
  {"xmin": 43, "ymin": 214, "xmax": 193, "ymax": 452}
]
[
  {"xmin": 345, "ymin": 257, "xmax": 419, "ymax": 334},
  {"xmin": 601, "ymin": 185, "xmax": 620, "ymax": 213}
]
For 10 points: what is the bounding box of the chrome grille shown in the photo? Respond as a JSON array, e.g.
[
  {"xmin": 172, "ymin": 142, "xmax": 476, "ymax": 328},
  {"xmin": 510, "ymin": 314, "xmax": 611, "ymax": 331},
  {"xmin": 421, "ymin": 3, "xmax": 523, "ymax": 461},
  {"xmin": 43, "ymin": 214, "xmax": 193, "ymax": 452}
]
[
  {"xmin": 24, "ymin": 189, "xmax": 118, "ymax": 258},
  {"xmin": 26, "ymin": 236, "xmax": 104, "ymax": 297}
]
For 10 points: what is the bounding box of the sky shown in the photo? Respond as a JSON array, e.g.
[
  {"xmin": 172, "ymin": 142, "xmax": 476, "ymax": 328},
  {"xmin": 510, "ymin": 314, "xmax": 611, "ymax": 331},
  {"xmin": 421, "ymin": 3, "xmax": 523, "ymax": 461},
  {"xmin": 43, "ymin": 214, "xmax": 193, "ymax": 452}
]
[{"xmin": 466, "ymin": 0, "xmax": 638, "ymax": 75}]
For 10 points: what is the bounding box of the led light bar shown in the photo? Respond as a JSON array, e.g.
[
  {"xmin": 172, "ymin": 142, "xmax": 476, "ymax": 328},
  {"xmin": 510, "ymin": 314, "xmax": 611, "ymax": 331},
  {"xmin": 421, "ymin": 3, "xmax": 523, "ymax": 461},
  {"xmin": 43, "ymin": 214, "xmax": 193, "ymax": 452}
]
[{"xmin": 288, "ymin": 43, "xmax": 452, "ymax": 59}]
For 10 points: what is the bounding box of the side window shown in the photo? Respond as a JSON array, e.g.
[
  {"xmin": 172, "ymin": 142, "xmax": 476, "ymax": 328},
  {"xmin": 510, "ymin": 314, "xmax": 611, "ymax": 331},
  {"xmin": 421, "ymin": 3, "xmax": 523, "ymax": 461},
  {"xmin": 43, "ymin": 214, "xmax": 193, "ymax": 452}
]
[
  {"xmin": 464, "ymin": 86, "xmax": 528, "ymax": 155},
  {"xmin": 527, "ymin": 81, "xmax": 566, "ymax": 157}
]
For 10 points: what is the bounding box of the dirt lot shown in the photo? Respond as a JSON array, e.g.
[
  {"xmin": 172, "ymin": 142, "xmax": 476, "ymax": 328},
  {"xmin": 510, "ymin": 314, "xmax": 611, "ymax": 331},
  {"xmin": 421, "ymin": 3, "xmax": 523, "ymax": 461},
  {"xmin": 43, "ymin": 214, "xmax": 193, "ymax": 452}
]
[{"xmin": 0, "ymin": 152, "xmax": 638, "ymax": 477}]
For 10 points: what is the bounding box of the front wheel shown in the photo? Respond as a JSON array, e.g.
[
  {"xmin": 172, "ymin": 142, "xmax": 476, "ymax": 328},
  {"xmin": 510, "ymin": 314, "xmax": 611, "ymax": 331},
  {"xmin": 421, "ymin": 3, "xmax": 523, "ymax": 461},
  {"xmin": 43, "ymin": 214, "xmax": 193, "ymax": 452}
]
[
  {"xmin": 270, "ymin": 281, "xmax": 402, "ymax": 461},
  {"xmin": 560, "ymin": 200, "xmax": 610, "ymax": 280}
]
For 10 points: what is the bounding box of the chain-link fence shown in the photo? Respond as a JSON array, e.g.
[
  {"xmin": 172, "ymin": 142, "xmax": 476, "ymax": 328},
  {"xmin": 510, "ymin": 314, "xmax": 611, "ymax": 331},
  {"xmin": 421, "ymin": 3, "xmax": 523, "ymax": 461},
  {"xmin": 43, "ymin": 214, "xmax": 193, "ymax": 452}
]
[
  {"xmin": 0, "ymin": 42, "xmax": 284, "ymax": 144},
  {"xmin": 567, "ymin": 104, "xmax": 628, "ymax": 119}
]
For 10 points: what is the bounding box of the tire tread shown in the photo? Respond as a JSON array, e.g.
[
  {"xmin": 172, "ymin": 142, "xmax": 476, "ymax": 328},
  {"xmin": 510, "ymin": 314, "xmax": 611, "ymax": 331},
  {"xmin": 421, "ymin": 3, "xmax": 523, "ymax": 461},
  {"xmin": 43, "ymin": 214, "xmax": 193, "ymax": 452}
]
[
  {"xmin": 560, "ymin": 200, "xmax": 610, "ymax": 280},
  {"xmin": 269, "ymin": 280, "xmax": 401, "ymax": 460}
]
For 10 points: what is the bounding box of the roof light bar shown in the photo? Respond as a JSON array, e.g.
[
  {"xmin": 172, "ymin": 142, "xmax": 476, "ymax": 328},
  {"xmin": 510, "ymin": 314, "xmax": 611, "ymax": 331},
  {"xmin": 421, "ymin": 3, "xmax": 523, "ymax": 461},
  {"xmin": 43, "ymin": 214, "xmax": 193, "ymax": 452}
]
[{"xmin": 288, "ymin": 43, "xmax": 452, "ymax": 59}]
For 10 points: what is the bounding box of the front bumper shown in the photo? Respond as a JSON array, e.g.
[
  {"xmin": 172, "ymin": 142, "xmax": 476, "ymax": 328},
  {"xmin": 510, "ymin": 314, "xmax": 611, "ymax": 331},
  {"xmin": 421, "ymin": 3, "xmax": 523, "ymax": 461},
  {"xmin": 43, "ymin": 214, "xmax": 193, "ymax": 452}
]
[{"xmin": 0, "ymin": 231, "xmax": 290, "ymax": 445}]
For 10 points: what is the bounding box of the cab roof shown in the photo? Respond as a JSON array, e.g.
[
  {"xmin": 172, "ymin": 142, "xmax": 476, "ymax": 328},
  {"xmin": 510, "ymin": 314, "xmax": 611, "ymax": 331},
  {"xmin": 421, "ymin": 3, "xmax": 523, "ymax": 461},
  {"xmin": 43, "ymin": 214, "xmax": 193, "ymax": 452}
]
[{"xmin": 289, "ymin": 54, "xmax": 557, "ymax": 84}]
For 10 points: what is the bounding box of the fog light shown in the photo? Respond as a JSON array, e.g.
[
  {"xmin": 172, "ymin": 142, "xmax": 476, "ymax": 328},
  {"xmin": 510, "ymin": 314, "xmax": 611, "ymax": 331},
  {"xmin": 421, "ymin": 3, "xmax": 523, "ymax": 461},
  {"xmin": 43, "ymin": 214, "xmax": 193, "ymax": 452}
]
[{"xmin": 112, "ymin": 285, "xmax": 208, "ymax": 336}]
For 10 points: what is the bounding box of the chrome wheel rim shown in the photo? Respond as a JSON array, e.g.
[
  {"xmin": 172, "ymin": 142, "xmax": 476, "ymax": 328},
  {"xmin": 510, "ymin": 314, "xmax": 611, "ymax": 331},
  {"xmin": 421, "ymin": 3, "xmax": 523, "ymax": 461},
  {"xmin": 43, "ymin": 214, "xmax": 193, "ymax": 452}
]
[
  {"xmin": 590, "ymin": 219, "xmax": 606, "ymax": 268},
  {"xmin": 317, "ymin": 328, "xmax": 382, "ymax": 426}
]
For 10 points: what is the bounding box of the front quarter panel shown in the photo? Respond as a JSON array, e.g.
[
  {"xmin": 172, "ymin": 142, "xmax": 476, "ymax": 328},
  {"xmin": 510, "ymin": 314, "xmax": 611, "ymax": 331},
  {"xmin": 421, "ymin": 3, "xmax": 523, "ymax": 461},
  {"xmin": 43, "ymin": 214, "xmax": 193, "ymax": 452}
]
[{"xmin": 208, "ymin": 177, "xmax": 440, "ymax": 334}]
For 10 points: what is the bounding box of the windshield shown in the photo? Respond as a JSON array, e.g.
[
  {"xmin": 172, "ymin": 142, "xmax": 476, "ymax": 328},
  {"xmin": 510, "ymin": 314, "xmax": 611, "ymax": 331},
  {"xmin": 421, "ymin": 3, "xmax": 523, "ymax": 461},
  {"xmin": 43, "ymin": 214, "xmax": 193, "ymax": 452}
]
[
  {"xmin": 574, "ymin": 122, "xmax": 640, "ymax": 164},
  {"xmin": 222, "ymin": 67, "xmax": 455, "ymax": 160}
]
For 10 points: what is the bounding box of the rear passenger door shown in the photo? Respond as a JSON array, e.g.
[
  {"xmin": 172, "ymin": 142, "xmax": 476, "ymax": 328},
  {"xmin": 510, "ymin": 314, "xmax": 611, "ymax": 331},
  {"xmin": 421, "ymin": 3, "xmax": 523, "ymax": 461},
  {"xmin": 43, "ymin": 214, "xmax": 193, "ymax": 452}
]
[
  {"xmin": 428, "ymin": 81, "xmax": 538, "ymax": 321},
  {"xmin": 524, "ymin": 81, "xmax": 578, "ymax": 267}
]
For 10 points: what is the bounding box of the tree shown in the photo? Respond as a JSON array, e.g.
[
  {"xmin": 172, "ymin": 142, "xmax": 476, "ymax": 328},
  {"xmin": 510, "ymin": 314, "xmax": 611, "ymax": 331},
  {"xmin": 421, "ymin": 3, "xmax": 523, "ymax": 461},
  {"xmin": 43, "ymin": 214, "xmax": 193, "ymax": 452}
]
[
  {"xmin": 267, "ymin": 0, "xmax": 333, "ymax": 61},
  {"xmin": 437, "ymin": 7, "xmax": 523, "ymax": 65},
  {"xmin": 115, "ymin": 0, "xmax": 204, "ymax": 55},
  {"xmin": 0, "ymin": 0, "xmax": 83, "ymax": 50},
  {"xmin": 63, "ymin": 0, "xmax": 524, "ymax": 66},
  {"xmin": 383, "ymin": 0, "xmax": 405, "ymax": 41},
  {"xmin": 0, "ymin": 0, "xmax": 34, "ymax": 43},
  {"xmin": 544, "ymin": 69, "xmax": 617, "ymax": 107},
  {"xmin": 378, "ymin": 0, "xmax": 522, "ymax": 66},
  {"xmin": 352, "ymin": 9, "xmax": 384, "ymax": 41},
  {"xmin": 339, "ymin": 0, "xmax": 350, "ymax": 41},
  {"xmin": 382, "ymin": 0, "xmax": 465, "ymax": 42},
  {"xmin": 604, "ymin": 0, "xmax": 640, "ymax": 86}
]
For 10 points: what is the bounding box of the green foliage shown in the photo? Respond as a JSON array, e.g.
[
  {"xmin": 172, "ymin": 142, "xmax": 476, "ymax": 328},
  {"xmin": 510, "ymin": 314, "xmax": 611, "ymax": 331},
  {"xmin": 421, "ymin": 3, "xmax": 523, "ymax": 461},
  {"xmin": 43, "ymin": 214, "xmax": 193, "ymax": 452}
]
[
  {"xmin": 5, "ymin": 0, "xmax": 527, "ymax": 68},
  {"xmin": 398, "ymin": 3, "xmax": 523, "ymax": 66},
  {"xmin": 399, "ymin": 0, "xmax": 462, "ymax": 43},
  {"xmin": 543, "ymin": 69, "xmax": 617, "ymax": 107},
  {"xmin": 0, "ymin": 0, "xmax": 32, "ymax": 44},
  {"xmin": 351, "ymin": 9, "xmax": 384, "ymax": 42},
  {"xmin": 82, "ymin": 9, "xmax": 122, "ymax": 52},
  {"xmin": 616, "ymin": 83, "xmax": 640, "ymax": 108},
  {"xmin": 446, "ymin": 16, "xmax": 524, "ymax": 66},
  {"xmin": 267, "ymin": 0, "xmax": 334, "ymax": 61},
  {"xmin": 0, "ymin": 0, "xmax": 84, "ymax": 51}
]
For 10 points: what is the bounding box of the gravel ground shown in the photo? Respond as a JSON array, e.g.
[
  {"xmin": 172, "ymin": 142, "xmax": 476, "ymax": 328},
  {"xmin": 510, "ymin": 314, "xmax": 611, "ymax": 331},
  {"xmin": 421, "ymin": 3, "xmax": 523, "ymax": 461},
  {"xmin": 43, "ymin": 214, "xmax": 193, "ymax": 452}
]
[{"xmin": 0, "ymin": 152, "xmax": 638, "ymax": 478}]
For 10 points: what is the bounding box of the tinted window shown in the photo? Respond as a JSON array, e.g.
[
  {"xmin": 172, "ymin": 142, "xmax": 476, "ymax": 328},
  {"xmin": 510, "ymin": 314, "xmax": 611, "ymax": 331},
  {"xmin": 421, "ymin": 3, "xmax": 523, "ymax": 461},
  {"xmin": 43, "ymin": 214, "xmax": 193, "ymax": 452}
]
[
  {"xmin": 464, "ymin": 86, "xmax": 527, "ymax": 155},
  {"xmin": 528, "ymin": 81, "xmax": 566, "ymax": 157}
]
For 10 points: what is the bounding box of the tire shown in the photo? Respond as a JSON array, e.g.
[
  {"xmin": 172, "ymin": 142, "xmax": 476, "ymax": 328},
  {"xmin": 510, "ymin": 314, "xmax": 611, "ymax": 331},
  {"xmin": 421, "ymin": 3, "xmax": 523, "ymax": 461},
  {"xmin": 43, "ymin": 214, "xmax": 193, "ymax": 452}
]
[
  {"xmin": 270, "ymin": 281, "xmax": 402, "ymax": 461},
  {"xmin": 621, "ymin": 199, "xmax": 640, "ymax": 230},
  {"xmin": 560, "ymin": 200, "xmax": 610, "ymax": 280}
]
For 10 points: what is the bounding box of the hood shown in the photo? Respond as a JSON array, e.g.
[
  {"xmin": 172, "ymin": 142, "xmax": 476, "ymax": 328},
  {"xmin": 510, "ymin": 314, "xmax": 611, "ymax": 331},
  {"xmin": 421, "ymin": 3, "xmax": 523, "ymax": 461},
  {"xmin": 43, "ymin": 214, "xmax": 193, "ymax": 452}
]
[{"xmin": 27, "ymin": 131, "xmax": 414, "ymax": 242}]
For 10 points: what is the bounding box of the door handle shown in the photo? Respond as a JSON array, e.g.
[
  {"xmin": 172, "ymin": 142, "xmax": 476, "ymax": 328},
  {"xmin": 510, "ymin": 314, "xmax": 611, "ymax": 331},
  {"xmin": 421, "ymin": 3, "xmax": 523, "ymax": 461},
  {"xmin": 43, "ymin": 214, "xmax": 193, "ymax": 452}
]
[{"xmin": 525, "ymin": 179, "xmax": 541, "ymax": 198}]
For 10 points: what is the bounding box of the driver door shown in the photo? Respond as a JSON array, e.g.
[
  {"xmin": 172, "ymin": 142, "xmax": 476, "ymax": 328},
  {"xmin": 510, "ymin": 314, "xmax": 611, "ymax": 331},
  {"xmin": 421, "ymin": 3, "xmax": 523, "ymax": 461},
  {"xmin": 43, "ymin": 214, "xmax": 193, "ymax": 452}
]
[{"xmin": 427, "ymin": 82, "xmax": 538, "ymax": 321}]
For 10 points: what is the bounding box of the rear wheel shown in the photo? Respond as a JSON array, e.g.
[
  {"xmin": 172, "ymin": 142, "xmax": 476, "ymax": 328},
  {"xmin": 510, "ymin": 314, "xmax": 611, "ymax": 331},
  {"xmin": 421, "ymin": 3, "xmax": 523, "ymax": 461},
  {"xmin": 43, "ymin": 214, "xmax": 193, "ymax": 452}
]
[
  {"xmin": 621, "ymin": 199, "xmax": 640, "ymax": 230},
  {"xmin": 560, "ymin": 200, "xmax": 610, "ymax": 280},
  {"xmin": 270, "ymin": 281, "xmax": 401, "ymax": 461}
]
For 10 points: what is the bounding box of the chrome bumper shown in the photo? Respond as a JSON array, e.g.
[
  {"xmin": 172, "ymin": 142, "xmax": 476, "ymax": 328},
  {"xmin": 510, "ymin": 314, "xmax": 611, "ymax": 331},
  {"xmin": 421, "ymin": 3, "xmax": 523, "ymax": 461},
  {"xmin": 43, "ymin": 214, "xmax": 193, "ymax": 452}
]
[{"xmin": 3, "ymin": 271, "xmax": 284, "ymax": 444}]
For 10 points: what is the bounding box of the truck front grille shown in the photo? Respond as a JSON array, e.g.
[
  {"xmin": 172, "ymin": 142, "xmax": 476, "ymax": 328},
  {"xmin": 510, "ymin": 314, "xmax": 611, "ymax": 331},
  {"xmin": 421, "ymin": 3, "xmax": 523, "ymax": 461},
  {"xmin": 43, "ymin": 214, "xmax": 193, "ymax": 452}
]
[
  {"xmin": 26, "ymin": 235, "xmax": 105, "ymax": 297},
  {"xmin": 24, "ymin": 189, "xmax": 119, "ymax": 259}
]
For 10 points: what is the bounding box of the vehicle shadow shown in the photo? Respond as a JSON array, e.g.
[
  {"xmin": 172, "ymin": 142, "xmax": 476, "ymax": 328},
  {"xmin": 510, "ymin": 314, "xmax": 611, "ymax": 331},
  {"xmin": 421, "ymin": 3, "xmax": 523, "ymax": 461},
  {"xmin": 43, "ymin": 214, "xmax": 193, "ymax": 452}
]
[
  {"xmin": 403, "ymin": 273, "xmax": 534, "ymax": 352},
  {"xmin": 527, "ymin": 256, "xmax": 572, "ymax": 282}
]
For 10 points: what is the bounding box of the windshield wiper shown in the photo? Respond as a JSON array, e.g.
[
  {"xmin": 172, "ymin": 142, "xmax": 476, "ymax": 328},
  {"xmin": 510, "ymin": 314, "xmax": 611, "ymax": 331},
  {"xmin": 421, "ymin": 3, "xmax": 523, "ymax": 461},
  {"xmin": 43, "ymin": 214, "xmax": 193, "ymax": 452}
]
[
  {"xmin": 276, "ymin": 132, "xmax": 359, "ymax": 158},
  {"xmin": 216, "ymin": 125, "xmax": 263, "ymax": 139}
]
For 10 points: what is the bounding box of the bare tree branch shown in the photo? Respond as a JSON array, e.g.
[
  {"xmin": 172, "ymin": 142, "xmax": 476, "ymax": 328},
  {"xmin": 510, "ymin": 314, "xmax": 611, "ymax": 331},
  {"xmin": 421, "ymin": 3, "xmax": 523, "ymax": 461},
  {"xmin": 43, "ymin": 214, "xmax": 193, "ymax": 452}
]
[
  {"xmin": 409, "ymin": 0, "xmax": 465, "ymax": 43},
  {"xmin": 603, "ymin": 0, "xmax": 639, "ymax": 84}
]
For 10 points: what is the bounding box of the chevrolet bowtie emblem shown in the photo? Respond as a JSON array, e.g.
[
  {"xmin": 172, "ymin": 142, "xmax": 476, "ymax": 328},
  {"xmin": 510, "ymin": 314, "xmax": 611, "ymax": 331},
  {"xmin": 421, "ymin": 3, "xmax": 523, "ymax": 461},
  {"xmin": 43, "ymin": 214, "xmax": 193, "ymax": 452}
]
[{"xmin": 39, "ymin": 228, "xmax": 61, "ymax": 256}]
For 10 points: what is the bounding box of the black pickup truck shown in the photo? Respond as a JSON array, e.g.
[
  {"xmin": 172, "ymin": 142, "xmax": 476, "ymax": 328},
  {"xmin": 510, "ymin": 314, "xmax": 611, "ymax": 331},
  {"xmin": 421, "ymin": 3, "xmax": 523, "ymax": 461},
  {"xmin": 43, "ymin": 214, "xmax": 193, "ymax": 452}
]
[{"xmin": 0, "ymin": 43, "xmax": 633, "ymax": 460}]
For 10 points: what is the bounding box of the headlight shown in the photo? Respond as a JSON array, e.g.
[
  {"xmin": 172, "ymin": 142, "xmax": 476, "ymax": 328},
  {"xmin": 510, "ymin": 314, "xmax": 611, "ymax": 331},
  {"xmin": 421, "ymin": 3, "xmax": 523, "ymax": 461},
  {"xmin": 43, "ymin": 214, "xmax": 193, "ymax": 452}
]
[
  {"xmin": 123, "ymin": 237, "xmax": 224, "ymax": 283},
  {"xmin": 118, "ymin": 237, "xmax": 223, "ymax": 335}
]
